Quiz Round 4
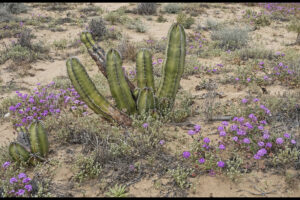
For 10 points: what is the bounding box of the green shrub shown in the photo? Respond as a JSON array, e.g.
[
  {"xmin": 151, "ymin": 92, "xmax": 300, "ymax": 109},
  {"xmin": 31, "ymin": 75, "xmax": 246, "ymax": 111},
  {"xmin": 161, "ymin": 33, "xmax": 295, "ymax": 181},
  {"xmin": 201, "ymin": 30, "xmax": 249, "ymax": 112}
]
[
  {"xmin": 287, "ymin": 18, "xmax": 300, "ymax": 44},
  {"xmin": 88, "ymin": 17, "xmax": 107, "ymax": 41},
  {"xmin": 137, "ymin": 3, "xmax": 157, "ymax": 15},
  {"xmin": 235, "ymin": 47, "xmax": 274, "ymax": 61},
  {"xmin": 211, "ymin": 26, "xmax": 250, "ymax": 50},
  {"xmin": 164, "ymin": 3, "xmax": 182, "ymax": 14},
  {"xmin": 156, "ymin": 15, "xmax": 167, "ymax": 23}
]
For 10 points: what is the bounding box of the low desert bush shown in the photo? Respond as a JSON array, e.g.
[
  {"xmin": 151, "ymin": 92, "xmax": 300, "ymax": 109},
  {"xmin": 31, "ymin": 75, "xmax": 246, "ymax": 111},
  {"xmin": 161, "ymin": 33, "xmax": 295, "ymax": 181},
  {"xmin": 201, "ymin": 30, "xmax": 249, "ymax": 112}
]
[{"xmin": 137, "ymin": 3, "xmax": 157, "ymax": 15}]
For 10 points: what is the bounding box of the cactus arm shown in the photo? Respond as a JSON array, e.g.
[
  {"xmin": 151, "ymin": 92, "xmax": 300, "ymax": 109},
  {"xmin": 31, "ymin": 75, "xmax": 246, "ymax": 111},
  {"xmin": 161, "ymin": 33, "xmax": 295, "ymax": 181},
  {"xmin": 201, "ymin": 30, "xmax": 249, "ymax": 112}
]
[
  {"xmin": 137, "ymin": 87, "xmax": 155, "ymax": 114},
  {"xmin": 80, "ymin": 32, "xmax": 136, "ymax": 93},
  {"xmin": 66, "ymin": 57, "xmax": 132, "ymax": 126},
  {"xmin": 29, "ymin": 121, "xmax": 49, "ymax": 158},
  {"xmin": 157, "ymin": 23, "xmax": 186, "ymax": 110},
  {"xmin": 9, "ymin": 142, "xmax": 31, "ymax": 162},
  {"xmin": 106, "ymin": 49, "xmax": 137, "ymax": 114},
  {"xmin": 66, "ymin": 58, "xmax": 114, "ymax": 121},
  {"xmin": 136, "ymin": 49, "xmax": 155, "ymax": 91}
]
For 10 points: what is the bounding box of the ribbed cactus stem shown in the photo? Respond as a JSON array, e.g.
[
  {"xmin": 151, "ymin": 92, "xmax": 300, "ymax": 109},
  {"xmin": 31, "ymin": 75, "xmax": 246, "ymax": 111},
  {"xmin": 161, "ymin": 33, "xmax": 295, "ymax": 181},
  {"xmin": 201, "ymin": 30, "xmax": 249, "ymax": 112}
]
[
  {"xmin": 136, "ymin": 48, "xmax": 155, "ymax": 91},
  {"xmin": 106, "ymin": 49, "xmax": 137, "ymax": 114},
  {"xmin": 157, "ymin": 23, "xmax": 186, "ymax": 111},
  {"xmin": 29, "ymin": 121, "xmax": 49, "ymax": 158},
  {"xmin": 137, "ymin": 87, "xmax": 156, "ymax": 114},
  {"xmin": 80, "ymin": 32, "xmax": 136, "ymax": 93},
  {"xmin": 66, "ymin": 57, "xmax": 132, "ymax": 126},
  {"xmin": 9, "ymin": 142, "xmax": 31, "ymax": 162}
]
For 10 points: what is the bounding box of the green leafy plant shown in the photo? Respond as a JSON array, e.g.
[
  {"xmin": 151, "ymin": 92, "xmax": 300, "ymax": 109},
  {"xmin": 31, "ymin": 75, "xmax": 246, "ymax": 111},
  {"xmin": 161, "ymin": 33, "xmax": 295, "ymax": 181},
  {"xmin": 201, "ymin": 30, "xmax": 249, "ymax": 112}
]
[
  {"xmin": 105, "ymin": 184, "xmax": 127, "ymax": 197},
  {"xmin": 66, "ymin": 23, "xmax": 186, "ymax": 127}
]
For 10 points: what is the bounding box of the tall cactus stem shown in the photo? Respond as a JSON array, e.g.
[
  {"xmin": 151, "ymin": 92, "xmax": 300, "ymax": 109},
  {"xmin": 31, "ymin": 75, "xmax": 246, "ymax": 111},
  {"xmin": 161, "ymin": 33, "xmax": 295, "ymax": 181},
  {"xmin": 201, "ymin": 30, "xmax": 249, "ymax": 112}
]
[
  {"xmin": 29, "ymin": 121, "xmax": 49, "ymax": 158},
  {"xmin": 66, "ymin": 57, "xmax": 132, "ymax": 126},
  {"xmin": 157, "ymin": 23, "xmax": 186, "ymax": 111},
  {"xmin": 80, "ymin": 32, "xmax": 136, "ymax": 93},
  {"xmin": 136, "ymin": 48, "xmax": 155, "ymax": 92},
  {"xmin": 106, "ymin": 49, "xmax": 137, "ymax": 114}
]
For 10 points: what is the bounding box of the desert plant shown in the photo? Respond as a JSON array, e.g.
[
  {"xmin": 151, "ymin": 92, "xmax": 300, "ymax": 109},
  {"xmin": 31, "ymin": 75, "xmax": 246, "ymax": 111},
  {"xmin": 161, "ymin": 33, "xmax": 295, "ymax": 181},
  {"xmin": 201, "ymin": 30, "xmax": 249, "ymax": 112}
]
[
  {"xmin": 164, "ymin": 3, "xmax": 182, "ymax": 14},
  {"xmin": 287, "ymin": 18, "xmax": 300, "ymax": 45},
  {"xmin": 17, "ymin": 28, "xmax": 34, "ymax": 49},
  {"xmin": 211, "ymin": 26, "xmax": 250, "ymax": 50},
  {"xmin": 156, "ymin": 15, "xmax": 167, "ymax": 23},
  {"xmin": 66, "ymin": 23, "xmax": 186, "ymax": 127},
  {"xmin": 88, "ymin": 17, "xmax": 107, "ymax": 41},
  {"xmin": 137, "ymin": 3, "xmax": 157, "ymax": 15},
  {"xmin": 8, "ymin": 121, "xmax": 49, "ymax": 165}
]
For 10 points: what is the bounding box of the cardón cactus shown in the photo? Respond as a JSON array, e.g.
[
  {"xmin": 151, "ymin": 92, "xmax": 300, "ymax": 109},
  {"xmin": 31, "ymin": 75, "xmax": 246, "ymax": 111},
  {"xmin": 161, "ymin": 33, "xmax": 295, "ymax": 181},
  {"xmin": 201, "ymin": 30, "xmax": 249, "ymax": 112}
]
[
  {"xmin": 66, "ymin": 23, "xmax": 186, "ymax": 126},
  {"xmin": 9, "ymin": 121, "xmax": 49, "ymax": 164},
  {"xmin": 157, "ymin": 23, "xmax": 186, "ymax": 110},
  {"xmin": 106, "ymin": 49, "xmax": 137, "ymax": 114},
  {"xmin": 29, "ymin": 121, "xmax": 49, "ymax": 158}
]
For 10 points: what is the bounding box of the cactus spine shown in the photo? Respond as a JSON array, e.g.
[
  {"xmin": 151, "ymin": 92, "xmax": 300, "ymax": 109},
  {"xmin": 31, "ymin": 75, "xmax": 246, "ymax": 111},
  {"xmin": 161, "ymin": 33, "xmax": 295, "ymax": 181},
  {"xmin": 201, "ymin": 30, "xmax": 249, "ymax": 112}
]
[
  {"xmin": 136, "ymin": 49, "xmax": 155, "ymax": 91},
  {"xmin": 106, "ymin": 49, "xmax": 136, "ymax": 114},
  {"xmin": 29, "ymin": 121, "xmax": 49, "ymax": 157},
  {"xmin": 157, "ymin": 23, "xmax": 186, "ymax": 110},
  {"xmin": 9, "ymin": 142, "xmax": 31, "ymax": 162},
  {"xmin": 66, "ymin": 57, "xmax": 132, "ymax": 126}
]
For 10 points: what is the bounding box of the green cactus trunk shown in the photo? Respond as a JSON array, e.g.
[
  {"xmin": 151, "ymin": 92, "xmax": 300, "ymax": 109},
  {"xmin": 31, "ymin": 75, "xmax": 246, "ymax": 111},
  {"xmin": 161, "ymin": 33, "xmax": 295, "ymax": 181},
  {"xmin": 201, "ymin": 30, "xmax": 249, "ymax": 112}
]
[
  {"xmin": 157, "ymin": 23, "xmax": 186, "ymax": 111},
  {"xmin": 136, "ymin": 49, "xmax": 155, "ymax": 92},
  {"xmin": 66, "ymin": 57, "xmax": 132, "ymax": 126},
  {"xmin": 106, "ymin": 49, "xmax": 137, "ymax": 114},
  {"xmin": 9, "ymin": 142, "xmax": 31, "ymax": 162},
  {"xmin": 80, "ymin": 32, "xmax": 136, "ymax": 93},
  {"xmin": 137, "ymin": 87, "xmax": 156, "ymax": 114},
  {"xmin": 28, "ymin": 121, "xmax": 49, "ymax": 158}
]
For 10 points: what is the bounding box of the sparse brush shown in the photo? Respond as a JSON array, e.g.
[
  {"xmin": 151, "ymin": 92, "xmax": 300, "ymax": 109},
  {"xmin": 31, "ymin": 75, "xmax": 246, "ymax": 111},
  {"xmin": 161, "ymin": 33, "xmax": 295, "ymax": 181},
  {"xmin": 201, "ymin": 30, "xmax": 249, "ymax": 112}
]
[
  {"xmin": 117, "ymin": 36, "xmax": 137, "ymax": 61},
  {"xmin": 137, "ymin": 3, "xmax": 157, "ymax": 15},
  {"xmin": 164, "ymin": 3, "xmax": 182, "ymax": 14},
  {"xmin": 287, "ymin": 18, "xmax": 300, "ymax": 44},
  {"xmin": 17, "ymin": 28, "xmax": 34, "ymax": 49},
  {"xmin": 211, "ymin": 26, "xmax": 250, "ymax": 50},
  {"xmin": 88, "ymin": 17, "xmax": 107, "ymax": 41}
]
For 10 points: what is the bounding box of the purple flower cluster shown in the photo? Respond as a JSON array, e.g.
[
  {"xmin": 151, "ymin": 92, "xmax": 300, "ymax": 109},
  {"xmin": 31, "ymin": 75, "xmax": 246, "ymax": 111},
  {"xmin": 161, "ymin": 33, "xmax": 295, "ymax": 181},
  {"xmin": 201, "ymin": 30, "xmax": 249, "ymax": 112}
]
[
  {"xmin": 2, "ymin": 165, "xmax": 33, "ymax": 197},
  {"xmin": 9, "ymin": 82, "xmax": 88, "ymax": 127},
  {"xmin": 187, "ymin": 124, "xmax": 201, "ymax": 136},
  {"xmin": 259, "ymin": 3, "xmax": 299, "ymax": 15}
]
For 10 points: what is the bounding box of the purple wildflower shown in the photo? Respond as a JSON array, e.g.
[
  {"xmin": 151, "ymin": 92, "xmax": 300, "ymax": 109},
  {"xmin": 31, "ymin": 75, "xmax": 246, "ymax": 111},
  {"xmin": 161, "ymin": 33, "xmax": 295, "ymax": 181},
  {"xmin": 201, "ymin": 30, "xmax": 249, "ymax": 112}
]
[
  {"xmin": 2, "ymin": 161, "xmax": 10, "ymax": 169},
  {"xmin": 24, "ymin": 184, "xmax": 32, "ymax": 192},
  {"xmin": 15, "ymin": 189, "xmax": 25, "ymax": 196},
  {"xmin": 258, "ymin": 141, "xmax": 264, "ymax": 147},
  {"xmin": 243, "ymin": 138, "xmax": 250, "ymax": 144},
  {"xmin": 276, "ymin": 138, "xmax": 284, "ymax": 145},
  {"xmin": 143, "ymin": 123, "xmax": 148, "ymax": 128},
  {"xmin": 242, "ymin": 98, "xmax": 248, "ymax": 104},
  {"xmin": 183, "ymin": 151, "xmax": 191, "ymax": 158},
  {"xmin": 18, "ymin": 173, "xmax": 27, "ymax": 179},
  {"xmin": 10, "ymin": 177, "xmax": 18, "ymax": 184},
  {"xmin": 203, "ymin": 137, "xmax": 210, "ymax": 143},
  {"xmin": 219, "ymin": 131, "xmax": 226, "ymax": 137},
  {"xmin": 217, "ymin": 161, "xmax": 225, "ymax": 168},
  {"xmin": 198, "ymin": 158, "xmax": 205, "ymax": 164},
  {"xmin": 232, "ymin": 136, "xmax": 238, "ymax": 142},
  {"xmin": 188, "ymin": 130, "xmax": 196, "ymax": 135},
  {"xmin": 219, "ymin": 144, "xmax": 226, "ymax": 150}
]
